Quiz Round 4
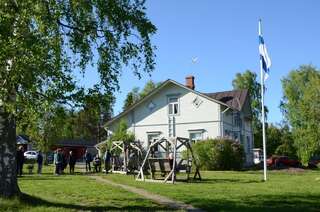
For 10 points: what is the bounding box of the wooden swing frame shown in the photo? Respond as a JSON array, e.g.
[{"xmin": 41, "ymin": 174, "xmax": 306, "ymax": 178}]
[
  {"xmin": 110, "ymin": 140, "xmax": 143, "ymax": 174},
  {"xmin": 136, "ymin": 137, "xmax": 201, "ymax": 184}
]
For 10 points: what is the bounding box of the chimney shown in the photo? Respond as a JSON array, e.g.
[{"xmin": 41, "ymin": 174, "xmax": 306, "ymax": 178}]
[{"xmin": 185, "ymin": 75, "xmax": 195, "ymax": 90}]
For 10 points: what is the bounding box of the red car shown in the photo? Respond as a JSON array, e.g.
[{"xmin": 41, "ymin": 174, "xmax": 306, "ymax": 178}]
[{"xmin": 267, "ymin": 156, "xmax": 301, "ymax": 168}]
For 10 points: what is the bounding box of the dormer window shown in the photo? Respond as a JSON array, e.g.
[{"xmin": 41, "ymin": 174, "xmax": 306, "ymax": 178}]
[{"xmin": 168, "ymin": 96, "xmax": 179, "ymax": 115}]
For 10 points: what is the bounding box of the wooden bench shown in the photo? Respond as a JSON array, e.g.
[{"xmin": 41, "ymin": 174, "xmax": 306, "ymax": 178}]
[{"xmin": 148, "ymin": 158, "xmax": 172, "ymax": 178}]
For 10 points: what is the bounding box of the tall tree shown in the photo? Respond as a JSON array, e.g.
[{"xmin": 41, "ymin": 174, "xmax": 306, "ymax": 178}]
[
  {"xmin": 123, "ymin": 87, "xmax": 140, "ymax": 110},
  {"xmin": 281, "ymin": 65, "xmax": 320, "ymax": 165},
  {"xmin": 17, "ymin": 104, "xmax": 69, "ymax": 163},
  {"xmin": 232, "ymin": 70, "xmax": 268, "ymax": 148},
  {"xmin": 0, "ymin": 0, "xmax": 156, "ymax": 197},
  {"xmin": 274, "ymin": 124, "xmax": 296, "ymax": 158},
  {"xmin": 139, "ymin": 80, "xmax": 161, "ymax": 98},
  {"xmin": 123, "ymin": 80, "xmax": 160, "ymax": 110}
]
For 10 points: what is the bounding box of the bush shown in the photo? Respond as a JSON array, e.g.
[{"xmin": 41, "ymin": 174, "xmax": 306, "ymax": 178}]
[{"xmin": 192, "ymin": 138, "xmax": 245, "ymax": 170}]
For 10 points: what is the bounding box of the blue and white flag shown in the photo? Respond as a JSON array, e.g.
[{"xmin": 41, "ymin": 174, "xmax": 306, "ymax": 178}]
[{"xmin": 259, "ymin": 34, "xmax": 271, "ymax": 81}]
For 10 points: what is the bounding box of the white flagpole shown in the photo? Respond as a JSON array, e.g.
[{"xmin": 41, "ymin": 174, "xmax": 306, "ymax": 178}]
[{"xmin": 259, "ymin": 19, "xmax": 267, "ymax": 181}]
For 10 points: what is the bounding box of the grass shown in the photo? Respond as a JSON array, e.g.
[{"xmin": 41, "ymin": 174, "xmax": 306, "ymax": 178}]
[
  {"xmin": 102, "ymin": 169, "xmax": 320, "ymax": 211},
  {"xmin": 0, "ymin": 165, "xmax": 169, "ymax": 211},
  {"xmin": 1, "ymin": 164, "xmax": 319, "ymax": 211}
]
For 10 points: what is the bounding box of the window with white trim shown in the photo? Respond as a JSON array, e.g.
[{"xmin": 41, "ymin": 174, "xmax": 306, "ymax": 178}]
[
  {"xmin": 189, "ymin": 130, "xmax": 204, "ymax": 142},
  {"xmin": 168, "ymin": 96, "xmax": 179, "ymax": 115}
]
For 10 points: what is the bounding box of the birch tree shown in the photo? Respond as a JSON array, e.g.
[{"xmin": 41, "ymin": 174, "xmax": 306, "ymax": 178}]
[{"xmin": 0, "ymin": 0, "xmax": 156, "ymax": 197}]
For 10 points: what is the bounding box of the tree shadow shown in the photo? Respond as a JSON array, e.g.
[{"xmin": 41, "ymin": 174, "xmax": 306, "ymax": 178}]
[
  {"xmin": 20, "ymin": 193, "xmax": 170, "ymax": 211},
  {"xmin": 187, "ymin": 194, "xmax": 320, "ymax": 212},
  {"xmin": 19, "ymin": 176, "xmax": 73, "ymax": 181}
]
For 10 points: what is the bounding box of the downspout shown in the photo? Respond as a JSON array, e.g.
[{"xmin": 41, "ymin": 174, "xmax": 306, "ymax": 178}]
[{"xmin": 221, "ymin": 107, "xmax": 230, "ymax": 138}]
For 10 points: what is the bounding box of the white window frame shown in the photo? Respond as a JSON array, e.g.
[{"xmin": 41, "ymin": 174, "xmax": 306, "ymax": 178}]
[
  {"xmin": 167, "ymin": 95, "xmax": 180, "ymax": 116},
  {"xmin": 188, "ymin": 129, "xmax": 204, "ymax": 142}
]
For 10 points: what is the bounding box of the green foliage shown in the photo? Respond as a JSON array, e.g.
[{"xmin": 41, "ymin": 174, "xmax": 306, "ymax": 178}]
[
  {"xmin": 17, "ymin": 103, "xmax": 69, "ymax": 153},
  {"xmin": 105, "ymin": 119, "xmax": 135, "ymax": 155},
  {"xmin": 0, "ymin": 0, "xmax": 156, "ymax": 149},
  {"xmin": 274, "ymin": 125, "xmax": 296, "ymax": 158},
  {"xmin": 139, "ymin": 80, "xmax": 162, "ymax": 98},
  {"xmin": 112, "ymin": 119, "xmax": 134, "ymax": 142},
  {"xmin": 192, "ymin": 138, "xmax": 245, "ymax": 170},
  {"xmin": 123, "ymin": 80, "xmax": 161, "ymax": 110},
  {"xmin": 281, "ymin": 65, "xmax": 320, "ymax": 164},
  {"xmin": 123, "ymin": 87, "xmax": 140, "ymax": 110},
  {"xmin": 232, "ymin": 70, "xmax": 268, "ymax": 148}
]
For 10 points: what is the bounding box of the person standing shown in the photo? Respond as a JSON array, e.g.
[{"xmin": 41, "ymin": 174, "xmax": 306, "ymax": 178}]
[
  {"xmin": 104, "ymin": 150, "xmax": 111, "ymax": 174},
  {"xmin": 16, "ymin": 146, "xmax": 25, "ymax": 176},
  {"xmin": 69, "ymin": 151, "xmax": 77, "ymax": 174},
  {"xmin": 37, "ymin": 151, "xmax": 43, "ymax": 175},
  {"xmin": 84, "ymin": 150, "xmax": 92, "ymax": 172},
  {"xmin": 93, "ymin": 154, "xmax": 101, "ymax": 173},
  {"xmin": 54, "ymin": 149, "xmax": 63, "ymax": 175}
]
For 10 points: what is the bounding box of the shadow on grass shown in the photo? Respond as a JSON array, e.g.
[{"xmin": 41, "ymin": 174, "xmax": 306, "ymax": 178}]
[
  {"xmin": 20, "ymin": 193, "xmax": 169, "ymax": 211},
  {"xmin": 188, "ymin": 194, "xmax": 320, "ymax": 212},
  {"xmin": 198, "ymin": 178, "xmax": 261, "ymax": 184},
  {"xmin": 176, "ymin": 178, "xmax": 261, "ymax": 184},
  {"xmin": 19, "ymin": 176, "xmax": 74, "ymax": 181}
]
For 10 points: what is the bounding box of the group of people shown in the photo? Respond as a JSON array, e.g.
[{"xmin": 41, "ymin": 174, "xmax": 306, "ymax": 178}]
[
  {"xmin": 53, "ymin": 149, "xmax": 77, "ymax": 175},
  {"xmin": 17, "ymin": 146, "xmax": 112, "ymax": 176},
  {"xmin": 84, "ymin": 149, "xmax": 111, "ymax": 174},
  {"xmin": 16, "ymin": 146, "xmax": 44, "ymax": 176}
]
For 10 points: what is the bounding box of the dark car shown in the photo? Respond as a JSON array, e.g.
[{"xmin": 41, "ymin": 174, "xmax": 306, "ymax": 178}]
[{"xmin": 267, "ymin": 155, "xmax": 301, "ymax": 168}]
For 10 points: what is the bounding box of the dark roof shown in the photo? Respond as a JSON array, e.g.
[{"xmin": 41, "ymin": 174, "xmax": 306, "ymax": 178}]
[
  {"xmin": 55, "ymin": 139, "xmax": 97, "ymax": 147},
  {"xmin": 203, "ymin": 89, "xmax": 248, "ymax": 111}
]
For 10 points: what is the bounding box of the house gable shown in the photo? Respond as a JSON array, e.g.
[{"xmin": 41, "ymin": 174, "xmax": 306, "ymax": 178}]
[
  {"xmin": 107, "ymin": 82, "xmax": 223, "ymax": 143},
  {"xmin": 105, "ymin": 79, "xmax": 230, "ymax": 127}
]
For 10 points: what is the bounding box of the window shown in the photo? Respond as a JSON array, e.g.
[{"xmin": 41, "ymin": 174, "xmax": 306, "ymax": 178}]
[
  {"xmin": 189, "ymin": 130, "xmax": 204, "ymax": 142},
  {"xmin": 233, "ymin": 112, "xmax": 242, "ymax": 128},
  {"xmin": 168, "ymin": 97, "xmax": 179, "ymax": 115}
]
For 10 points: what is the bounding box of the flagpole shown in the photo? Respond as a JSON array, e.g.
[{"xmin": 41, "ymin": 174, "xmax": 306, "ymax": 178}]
[{"xmin": 259, "ymin": 19, "xmax": 267, "ymax": 181}]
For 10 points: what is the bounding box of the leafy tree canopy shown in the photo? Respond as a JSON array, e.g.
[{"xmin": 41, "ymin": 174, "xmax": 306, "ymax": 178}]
[
  {"xmin": 123, "ymin": 80, "xmax": 161, "ymax": 110},
  {"xmin": 0, "ymin": 0, "xmax": 156, "ymax": 114},
  {"xmin": 232, "ymin": 70, "xmax": 268, "ymax": 148},
  {"xmin": 281, "ymin": 65, "xmax": 320, "ymax": 164},
  {"xmin": 0, "ymin": 0, "xmax": 156, "ymax": 197}
]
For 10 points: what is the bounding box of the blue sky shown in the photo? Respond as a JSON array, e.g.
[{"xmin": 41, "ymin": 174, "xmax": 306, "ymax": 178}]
[{"xmin": 83, "ymin": 0, "xmax": 320, "ymax": 123}]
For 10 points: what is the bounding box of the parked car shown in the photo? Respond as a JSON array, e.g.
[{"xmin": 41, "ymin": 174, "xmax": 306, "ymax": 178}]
[
  {"xmin": 308, "ymin": 156, "xmax": 320, "ymax": 168},
  {"xmin": 24, "ymin": 151, "xmax": 38, "ymax": 160},
  {"xmin": 267, "ymin": 155, "xmax": 301, "ymax": 168}
]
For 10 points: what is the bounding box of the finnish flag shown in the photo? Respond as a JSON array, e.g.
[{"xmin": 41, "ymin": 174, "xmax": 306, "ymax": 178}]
[{"xmin": 259, "ymin": 34, "xmax": 271, "ymax": 81}]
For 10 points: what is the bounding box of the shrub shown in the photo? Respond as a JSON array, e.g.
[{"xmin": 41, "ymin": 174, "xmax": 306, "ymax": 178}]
[{"xmin": 192, "ymin": 138, "xmax": 245, "ymax": 170}]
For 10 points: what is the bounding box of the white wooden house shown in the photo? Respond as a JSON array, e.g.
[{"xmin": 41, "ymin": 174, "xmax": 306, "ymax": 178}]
[{"xmin": 105, "ymin": 76, "xmax": 254, "ymax": 164}]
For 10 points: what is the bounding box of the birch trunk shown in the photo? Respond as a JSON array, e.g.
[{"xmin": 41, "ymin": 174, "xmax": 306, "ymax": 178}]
[{"xmin": 0, "ymin": 107, "xmax": 20, "ymax": 197}]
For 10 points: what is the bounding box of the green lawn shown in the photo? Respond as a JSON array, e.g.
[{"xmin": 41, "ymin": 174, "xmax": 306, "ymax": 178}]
[
  {"xmin": 102, "ymin": 169, "xmax": 320, "ymax": 212},
  {"xmin": 1, "ymin": 165, "xmax": 319, "ymax": 212},
  {"xmin": 0, "ymin": 165, "xmax": 169, "ymax": 211}
]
